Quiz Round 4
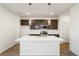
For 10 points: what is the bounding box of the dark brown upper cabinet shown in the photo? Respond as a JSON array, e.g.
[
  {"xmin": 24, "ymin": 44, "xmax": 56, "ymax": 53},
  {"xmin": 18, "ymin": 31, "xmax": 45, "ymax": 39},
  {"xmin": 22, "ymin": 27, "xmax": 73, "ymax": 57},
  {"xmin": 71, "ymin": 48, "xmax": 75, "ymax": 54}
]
[
  {"xmin": 30, "ymin": 19, "xmax": 48, "ymax": 29},
  {"xmin": 20, "ymin": 19, "xmax": 29, "ymax": 25},
  {"xmin": 31, "ymin": 19, "xmax": 48, "ymax": 25},
  {"xmin": 48, "ymin": 19, "xmax": 58, "ymax": 29}
]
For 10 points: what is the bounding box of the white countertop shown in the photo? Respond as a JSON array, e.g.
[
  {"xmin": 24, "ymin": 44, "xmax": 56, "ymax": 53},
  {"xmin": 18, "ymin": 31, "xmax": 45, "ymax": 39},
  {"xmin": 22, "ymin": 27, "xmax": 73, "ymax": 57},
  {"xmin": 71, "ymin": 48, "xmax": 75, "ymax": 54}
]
[{"xmin": 16, "ymin": 35, "xmax": 64, "ymax": 41}]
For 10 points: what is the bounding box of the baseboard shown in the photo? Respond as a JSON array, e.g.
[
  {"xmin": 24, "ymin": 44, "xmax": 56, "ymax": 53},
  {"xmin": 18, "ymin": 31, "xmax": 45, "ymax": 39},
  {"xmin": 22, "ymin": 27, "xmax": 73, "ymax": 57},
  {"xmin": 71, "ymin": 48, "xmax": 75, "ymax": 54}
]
[
  {"xmin": 0, "ymin": 41, "xmax": 17, "ymax": 54},
  {"xmin": 70, "ymin": 49, "xmax": 77, "ymax": 56}
]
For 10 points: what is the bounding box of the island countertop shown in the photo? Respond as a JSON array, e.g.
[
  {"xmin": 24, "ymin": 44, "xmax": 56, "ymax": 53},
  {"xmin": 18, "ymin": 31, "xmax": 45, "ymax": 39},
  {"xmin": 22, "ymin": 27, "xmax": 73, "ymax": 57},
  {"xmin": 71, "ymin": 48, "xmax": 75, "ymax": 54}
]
[{"xmin": 16, "ymin": 35, "xmax": 64, "ymax": 41}]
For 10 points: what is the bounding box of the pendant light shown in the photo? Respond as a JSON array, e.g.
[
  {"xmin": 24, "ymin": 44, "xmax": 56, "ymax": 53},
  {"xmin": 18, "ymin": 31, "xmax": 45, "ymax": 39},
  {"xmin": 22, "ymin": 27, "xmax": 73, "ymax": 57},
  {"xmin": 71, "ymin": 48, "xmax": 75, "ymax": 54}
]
[
  {"xmin": 27, "ymin": 3, "xmax": 32, "ymax": 16},
  {"xmin": 28, "ymin": 3, "xmax": 32, "ymax": 25},
  {"xmin": 48, "ymin": 3, "xmax": 51, "ymax": 25},
  {"xmin": 48, "ymin": 3, "xmax": 53, "ymax": 25}
]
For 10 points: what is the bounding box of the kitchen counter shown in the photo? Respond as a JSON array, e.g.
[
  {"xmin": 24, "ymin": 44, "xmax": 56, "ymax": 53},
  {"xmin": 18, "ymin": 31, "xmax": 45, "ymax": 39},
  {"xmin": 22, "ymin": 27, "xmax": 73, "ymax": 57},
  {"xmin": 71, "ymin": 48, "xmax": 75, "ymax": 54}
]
[
  {"xmin": 16, "ymin": 35, "xmax": 63, "ymax": 41},
  {"xmin": 16, "ymin": 35, "xmax": 64, "ymax": 56}
]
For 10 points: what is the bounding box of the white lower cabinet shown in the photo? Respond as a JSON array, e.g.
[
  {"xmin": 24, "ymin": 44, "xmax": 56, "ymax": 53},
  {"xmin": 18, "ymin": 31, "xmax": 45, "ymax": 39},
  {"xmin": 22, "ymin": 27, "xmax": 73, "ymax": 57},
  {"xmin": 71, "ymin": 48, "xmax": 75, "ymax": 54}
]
[{"xmin": 20, "ymin": 41, "xmax": 60, "ymax": 56}]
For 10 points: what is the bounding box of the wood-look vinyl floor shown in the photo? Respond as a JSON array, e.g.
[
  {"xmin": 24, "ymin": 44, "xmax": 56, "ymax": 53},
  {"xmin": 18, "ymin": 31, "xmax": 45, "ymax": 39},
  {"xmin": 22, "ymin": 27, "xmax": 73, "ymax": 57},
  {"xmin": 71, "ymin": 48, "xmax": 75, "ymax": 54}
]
[
  {"xmin": 0, "ymin": 44, "xmax": 20, "ymax": 56},
  {"xmin": 60, "ymin": 43, "xmax": 76, "ymax": 56},
  {"xmin": 0, "ymin": 43, "xmax": 76, "ymax": 56}
]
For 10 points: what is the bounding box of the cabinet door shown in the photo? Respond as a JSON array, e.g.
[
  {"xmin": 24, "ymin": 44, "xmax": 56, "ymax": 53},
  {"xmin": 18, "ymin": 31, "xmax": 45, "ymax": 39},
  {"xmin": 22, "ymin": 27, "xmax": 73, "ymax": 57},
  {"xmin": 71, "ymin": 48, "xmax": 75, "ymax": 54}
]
[
  {"xmin": 21, "ymin": 19, "xmax": 29, "ymax": 25},
  {"xmin": 51, "ymin": 20, "xmax": 58, "ymax": 29},
  {"xmin": 31, "ymin": 20, "xmax": 48, "ymax": 25}
]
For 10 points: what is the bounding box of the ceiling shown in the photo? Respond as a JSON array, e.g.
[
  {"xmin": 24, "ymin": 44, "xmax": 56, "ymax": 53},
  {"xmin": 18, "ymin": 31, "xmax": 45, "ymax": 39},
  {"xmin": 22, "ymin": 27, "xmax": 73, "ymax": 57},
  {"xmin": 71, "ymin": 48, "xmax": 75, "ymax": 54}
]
[{"xmin": 0, "ymin": 3, "xmax": 75, "ymax": 18}]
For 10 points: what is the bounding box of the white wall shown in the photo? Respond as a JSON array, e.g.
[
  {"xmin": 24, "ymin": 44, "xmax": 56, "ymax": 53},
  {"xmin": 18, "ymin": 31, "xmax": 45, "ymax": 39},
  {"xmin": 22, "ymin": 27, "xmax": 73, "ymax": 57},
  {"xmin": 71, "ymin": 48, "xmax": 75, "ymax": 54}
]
[
  {"xmin": 0, "ymin": 6, "xmax": 20, "ymax": 53},
  {"xmin": 70, "ymin": 4, "xmax": 79, "ymax": 55},
  {"xmin": 20, "ymin": 18, "xmax": 60, "ymax": 36},
  {"xmin": 59, "ymin": 12, "xmax": 70, "ymax": 43}
]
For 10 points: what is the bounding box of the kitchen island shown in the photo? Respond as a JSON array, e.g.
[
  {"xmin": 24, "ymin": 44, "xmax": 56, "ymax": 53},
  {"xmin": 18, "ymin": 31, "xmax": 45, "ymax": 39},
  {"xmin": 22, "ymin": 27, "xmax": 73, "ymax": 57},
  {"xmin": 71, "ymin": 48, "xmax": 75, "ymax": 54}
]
[{"xmin": 16, "ymin": 36, "xmax": 64, "ymax": 56}]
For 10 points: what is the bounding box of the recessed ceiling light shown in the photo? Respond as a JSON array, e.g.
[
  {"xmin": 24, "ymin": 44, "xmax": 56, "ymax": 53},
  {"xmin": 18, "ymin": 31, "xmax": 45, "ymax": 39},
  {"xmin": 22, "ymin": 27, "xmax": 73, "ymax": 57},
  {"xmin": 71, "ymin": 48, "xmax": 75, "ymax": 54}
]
[
  {"xmin": 50, "ymin": 12, "xmax": 53, "ymax": 16},
  {"xmin": 27, "ymin": 12, "xmax": 30, "ymax": 15}
]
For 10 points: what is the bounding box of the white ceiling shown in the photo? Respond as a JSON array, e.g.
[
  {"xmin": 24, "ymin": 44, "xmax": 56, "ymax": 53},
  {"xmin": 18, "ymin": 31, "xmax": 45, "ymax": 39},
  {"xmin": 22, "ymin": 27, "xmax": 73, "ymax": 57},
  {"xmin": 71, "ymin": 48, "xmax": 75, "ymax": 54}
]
[{"xmin": 0, "ymin": 3, "xmax": 75, "ymax": 18}]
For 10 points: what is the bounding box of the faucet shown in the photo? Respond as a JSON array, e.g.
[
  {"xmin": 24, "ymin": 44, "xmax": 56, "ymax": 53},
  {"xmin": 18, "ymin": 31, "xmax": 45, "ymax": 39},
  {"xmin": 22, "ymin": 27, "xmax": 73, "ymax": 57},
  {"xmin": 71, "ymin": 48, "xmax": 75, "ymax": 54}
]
[{"xmin": 40, "ymin": 31, "xmax": 48, "ymax": 36}]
